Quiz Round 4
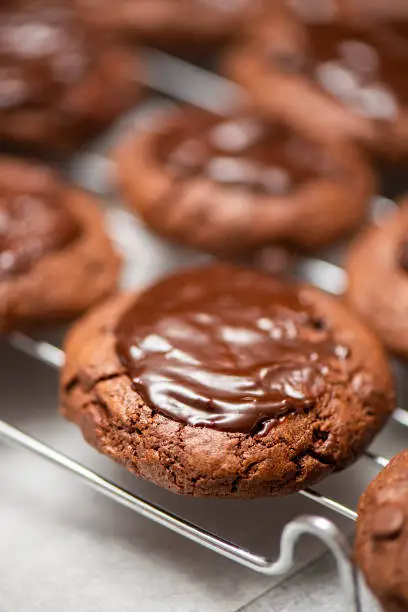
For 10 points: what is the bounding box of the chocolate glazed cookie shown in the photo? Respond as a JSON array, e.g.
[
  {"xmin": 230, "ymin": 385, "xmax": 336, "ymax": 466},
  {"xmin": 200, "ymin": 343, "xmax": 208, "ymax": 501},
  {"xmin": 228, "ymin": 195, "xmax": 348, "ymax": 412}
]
[
  {"xmin": 0, "ymin": 158, "xmax": 121, "ymax": 331},
  {"xmin": 346, "ymin": 201, "xmax": 408, "ymax": 360},
  {"xmin": 355, "ymin": 450, "xmax": 408, "ymax": 612},
  {"xmin": 61, "ymin": 264, "xmax": 394, "ymax": 498},
  {"xmin": 0, "ymin": 3, "xmax": 143, "ymax": 152},
  {"xmin": 225, "ymin": 5, "xmax": 408, "ymax": 156},
  {"xmin": 114, "ymin": 106, "xmax": 374, "ymax": 254},
  {"xmin": 77, "ymin": 0, "xmax": 265, "ymax": 49}
]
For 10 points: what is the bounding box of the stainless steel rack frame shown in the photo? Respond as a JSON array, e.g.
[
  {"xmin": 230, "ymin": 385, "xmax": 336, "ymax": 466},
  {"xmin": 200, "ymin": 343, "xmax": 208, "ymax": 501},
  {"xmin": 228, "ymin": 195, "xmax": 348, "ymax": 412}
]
[{"xmin": 1, "ymin": 47, "xmax": 402, "ymax": 612}]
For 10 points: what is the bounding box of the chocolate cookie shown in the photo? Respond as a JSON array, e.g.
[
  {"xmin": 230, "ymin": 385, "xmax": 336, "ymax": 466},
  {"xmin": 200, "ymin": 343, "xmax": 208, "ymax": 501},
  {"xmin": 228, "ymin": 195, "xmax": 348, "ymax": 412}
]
[
  {"xmin": 77, "ymin": 0, "xmax": 265, "ymax": 49},
  {"xmin": 0, "ymin": 158, "xmax": 121, "ymax": 332},
  {"xmin": 61, "ymin": 264, "xmax": 394, "ymax": 498},
  {"xmin": 355, "ymin": 450, "xmax": 408, "ymax": 612},
  {"xmin": 114, "ymin": 106, "xmax": 374, "ymax": 255},
  {"xmin": 225, "ymin": 5, "xmax": 408, "ymax": 156},
  {"xmin": 0, "ymin": 3, "xmax": 143, "ymax": 152},
  {"xmin": 346, "ymin": 200, "xmax": 408, "ymax": 359}
]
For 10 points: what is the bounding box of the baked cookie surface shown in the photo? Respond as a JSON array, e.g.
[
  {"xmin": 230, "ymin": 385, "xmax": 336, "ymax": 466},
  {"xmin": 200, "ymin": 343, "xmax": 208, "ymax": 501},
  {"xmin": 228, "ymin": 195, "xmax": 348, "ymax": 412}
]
[
  {"xmin": 346, "ymin": 200, "xmax": 408, "ymax": 359},
  {"xmin": 0, "ymin": 158, "xmax": 121, "ymax": 331},
  {"xmin": 0, "ymin": 3, "xmax": 143, "ymax": 151},
  {"xmin": 61, "ymin": 264, "xmax": 395, "ymax": 498},
  {"xmin": 115, "ymin": 106, "xmax": 374, "ymax": 254},
  {"xmin": 356, "ymin": 449, "xmax": 408, "ymax": 612},
  {"xmin": 225, "ymin": 6, "xmax": 408, "ymax": 156}
]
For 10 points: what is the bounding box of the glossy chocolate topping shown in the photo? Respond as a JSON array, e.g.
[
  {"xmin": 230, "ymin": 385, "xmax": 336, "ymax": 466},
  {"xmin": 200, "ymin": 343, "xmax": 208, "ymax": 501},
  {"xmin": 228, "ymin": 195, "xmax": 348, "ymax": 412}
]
[
  {"xmin": 0, "ymin": 6, "xmax": 92, "ymax": 111},
  {"xmin": 161, "ymin": 110, "xmax": 329, "ymax": 196},
  {"xmin": 0, "ymin": 167, "xmax": 79, "ymax": 279},
  {"xmin": 116, "ymin": 265, "xmax": 350, "ymax": 434}
]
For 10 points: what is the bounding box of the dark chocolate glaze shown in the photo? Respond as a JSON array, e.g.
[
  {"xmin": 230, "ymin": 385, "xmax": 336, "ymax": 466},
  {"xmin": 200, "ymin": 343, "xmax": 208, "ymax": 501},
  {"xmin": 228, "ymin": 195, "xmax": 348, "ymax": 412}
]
[
  {"xmin": 0, "ymin": 5, "xmax": 92, "ymax": 111},
  {"xmin": 116, "ymin": 265, "xmax": 349, "ymax": 434},
  {"xmin": 0, "ymin": 173, "xmax": 79, "ymax": 279},
  {"xmin": 160, "ymin": 110, "xmax": 330, "ymax": 196}
]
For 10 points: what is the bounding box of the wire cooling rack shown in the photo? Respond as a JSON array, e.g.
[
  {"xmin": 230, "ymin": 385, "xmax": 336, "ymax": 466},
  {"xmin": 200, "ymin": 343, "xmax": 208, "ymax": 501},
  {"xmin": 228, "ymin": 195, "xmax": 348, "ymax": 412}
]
[{"xmin": 1, "ymin": 46, "xmax": 405, "ymax": 612}]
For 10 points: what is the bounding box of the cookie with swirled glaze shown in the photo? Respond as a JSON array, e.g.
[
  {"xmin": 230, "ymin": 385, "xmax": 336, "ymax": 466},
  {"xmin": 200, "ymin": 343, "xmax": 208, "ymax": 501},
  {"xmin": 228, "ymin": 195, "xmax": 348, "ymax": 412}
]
[{"xmin": 60, "ymin": 264, "xmax": 394, "ymax": 498}]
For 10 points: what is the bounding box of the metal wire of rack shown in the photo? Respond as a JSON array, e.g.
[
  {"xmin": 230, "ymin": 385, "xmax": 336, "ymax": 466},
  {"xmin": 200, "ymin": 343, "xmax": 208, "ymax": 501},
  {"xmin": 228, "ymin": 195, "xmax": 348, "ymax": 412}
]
[{"xmin": 0, "ymin": 46, "xmax": 403, "ymax": 612}]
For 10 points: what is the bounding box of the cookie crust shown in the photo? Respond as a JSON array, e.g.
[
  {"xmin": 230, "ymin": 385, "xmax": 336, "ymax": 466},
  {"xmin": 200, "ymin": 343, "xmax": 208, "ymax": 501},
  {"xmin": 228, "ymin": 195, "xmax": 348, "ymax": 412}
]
[
  {"xmin": 346, "ymin": 200, "xmax": 408, "ymax": 359},
  {"xmin": 0, "ymin": 5, "xmax": 143, "ymax": 152},
  {"xmin": 114, "ymin": 107, "xmax": 374, "ymax": 254},
  {"xmin": 225, "ymin": 6, "xmax": 408, "ymax": 156}
]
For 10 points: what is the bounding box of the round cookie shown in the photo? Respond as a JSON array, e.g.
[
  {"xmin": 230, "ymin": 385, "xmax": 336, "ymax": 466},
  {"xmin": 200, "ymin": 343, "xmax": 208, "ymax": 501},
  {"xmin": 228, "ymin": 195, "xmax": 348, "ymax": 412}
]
[
  {"xmin": 77, "ymin": 0, "xmax": 265, "ymax": 49},
  {"xmin": 60, "ymin": 264, "xmax": 395, "ymax": 498},
  {"xmin": 0, "ymin": 3, "xmax": 143, "ymax": 152},
  {"xmin": 355, "ymin": 450, "xmax": 408, "ymax": 612},
  {"xmin": 225, "ymin": 5, "xmax": 408, "ymax": 156},
  {"xmin": 114, "ymin": 106, "xmax": 374, "ymax": 255},
  {"xmin": 0, "ymin": 157, "xmax": 121, "ymax": 331},
  {"xmin": 346, "ymin": 201, "xmax": 408, "ymax": 359}
]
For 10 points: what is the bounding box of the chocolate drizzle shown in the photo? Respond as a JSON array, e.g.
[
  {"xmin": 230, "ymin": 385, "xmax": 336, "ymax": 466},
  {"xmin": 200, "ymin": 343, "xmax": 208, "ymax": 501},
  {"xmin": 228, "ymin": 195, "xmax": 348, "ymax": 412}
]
[
  {"xmin": 0, "ymin": 167, "xmax": 79, "ymax": 279},
  {"xmin": 161, "ymin": 110, "xmax": 329, "ymax": 196},
  {"xmin": 116, "ymin": 265, "xmax": 350, "ymax": 434}
]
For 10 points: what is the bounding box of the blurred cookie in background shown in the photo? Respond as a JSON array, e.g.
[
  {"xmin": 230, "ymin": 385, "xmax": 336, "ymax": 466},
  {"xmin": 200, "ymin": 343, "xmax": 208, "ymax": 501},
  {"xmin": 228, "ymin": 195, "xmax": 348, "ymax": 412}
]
[
  {"xmin": 60, "ymin": 263, "xmax": 395, "ymax": 498},
  {"xmin": 346, "ymin": 200, "xmax": 408, "ymax": 360},
  {"xmin": 114, "ymin": 106, "xmax": 374, "ymax": 255},
  {"xmin": 0, "ymin": 157, "xmax": 121, "ymax": 332},
  {"xmin": 225, "ymin": 4, "xmax": 408, "ymax": 159},
  {"xmin": 76, "ymin": 0, "xmax": 267, "ymax": 51},
  {"xmin": 0, "ymin": 3, "xmax": 143, "ymax": 153}
]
